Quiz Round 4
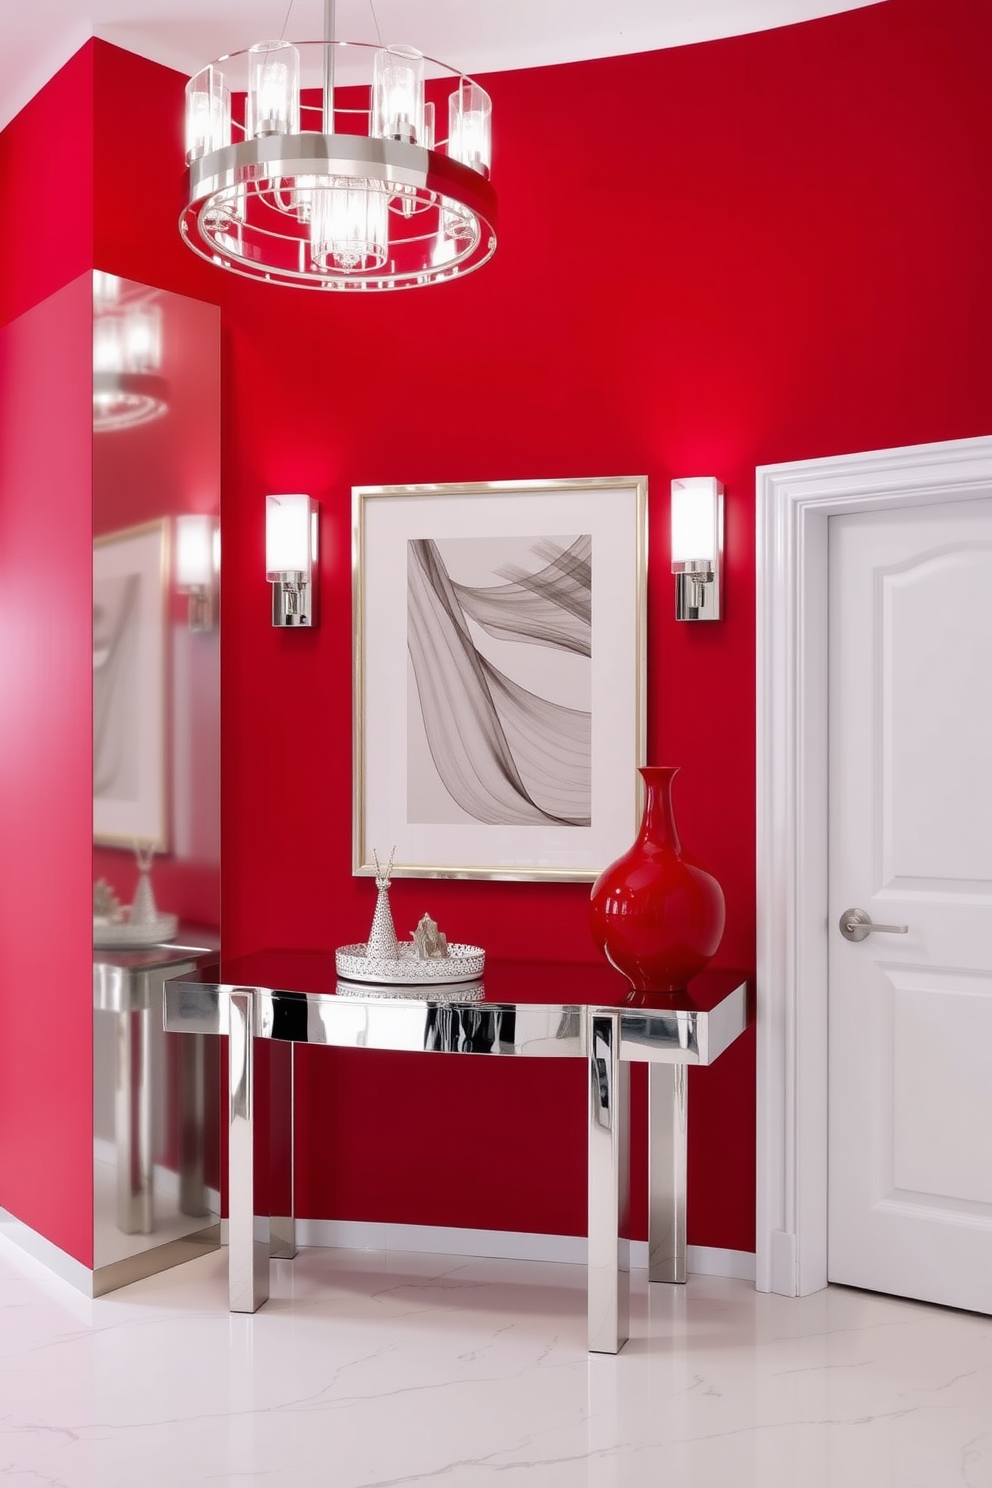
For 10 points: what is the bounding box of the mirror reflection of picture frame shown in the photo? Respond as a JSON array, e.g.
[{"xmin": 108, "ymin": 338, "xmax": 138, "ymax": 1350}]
[
  {"xmin": 93, "ymin": 518, "xmax": 169, "ymax": 849},
  {"xmin": 353, "ymin": 478, "xmax": 647, "ymax": 881}
]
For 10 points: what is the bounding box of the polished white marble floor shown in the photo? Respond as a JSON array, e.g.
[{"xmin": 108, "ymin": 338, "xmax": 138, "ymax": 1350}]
[{"xmin": 1, "ymin": 1236, "xmax": 990, "ymax": 1488}]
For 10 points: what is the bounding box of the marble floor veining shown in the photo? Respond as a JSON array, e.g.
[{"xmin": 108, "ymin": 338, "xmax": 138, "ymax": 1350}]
[{"xmin": 0, "ymin": 1236, "xmax": 990, "ymax": 1488}]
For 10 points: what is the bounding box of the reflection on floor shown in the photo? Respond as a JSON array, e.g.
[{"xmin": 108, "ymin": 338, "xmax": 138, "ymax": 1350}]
[
  {"xmin": 92, "ymin": 1147, "xmax": 219, "ymax": 1265},
  {"xmin": 0, "ymin": 1237, "xmax": 989, "ymax": 1487}
]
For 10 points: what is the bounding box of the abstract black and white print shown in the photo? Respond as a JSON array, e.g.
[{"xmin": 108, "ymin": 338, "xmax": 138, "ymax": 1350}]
[{"xmin": 407, "ymin": 534, "xmax": 592, "ymax": 826}]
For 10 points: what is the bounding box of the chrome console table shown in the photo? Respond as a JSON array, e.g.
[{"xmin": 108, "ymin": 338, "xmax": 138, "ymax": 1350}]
[{"xmin": 164, "ymin": 952, "xmax": 747, "ymax": 1354}]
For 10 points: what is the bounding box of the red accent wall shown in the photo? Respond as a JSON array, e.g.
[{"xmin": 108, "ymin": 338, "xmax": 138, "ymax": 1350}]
[
  {"xmin": 0, "ymin": 47, "xmax": 94, "ymax": 325},
  {"xmin": 1, "ymin": 0, "xmax": 988, "ymax": 1261},
  {"xmin": 0, "ymin": 276, "xmax": 95, "ymax": 1265},
  {"xmin": 0, "ymin": 46, "xmax": 95, "ymax": 1265}
]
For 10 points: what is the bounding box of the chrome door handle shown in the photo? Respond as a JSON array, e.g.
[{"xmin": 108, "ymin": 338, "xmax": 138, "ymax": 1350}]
[{"xmin": 839, "ymin": 907, "xmax": 909, "ymax": 943}]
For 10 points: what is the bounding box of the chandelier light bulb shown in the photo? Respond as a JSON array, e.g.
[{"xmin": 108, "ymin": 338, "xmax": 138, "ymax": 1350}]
[
  {"xmin": 247, "ymin": 41, "xmax": 300, "ymax": 138},
  {"xmin": 372, "ymin": 45, "xmax": 425, "ymax": 144},
  {"xmin": 448, "ymin": 81, "xmax": 492, "ymax": 178},
  {"xmin": 93, "ymin": 314, "xmax": 126, "ymax": 375},
  {"xmin": 92, "ymin": 283, "xmax": 168, "ymax": 433},
  {"xmin": 92, "ymin": 270, "xmax": 120, "ymax": 312},
  {"xmin": 310, "ymin": 183, "xmax": 389, "ymax": 272},
  {"xmin": 185, "ymin": 66, "xmax": 232, "ymax": 163},
  {"xmin": 122, "ymin": 303, "xmax": 162, "ymax": 373}
]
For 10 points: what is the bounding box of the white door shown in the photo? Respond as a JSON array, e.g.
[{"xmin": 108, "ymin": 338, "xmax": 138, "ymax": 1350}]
[{"xmin": 828, "ymin": 496, "xmax": 992, "ymax": 1312}]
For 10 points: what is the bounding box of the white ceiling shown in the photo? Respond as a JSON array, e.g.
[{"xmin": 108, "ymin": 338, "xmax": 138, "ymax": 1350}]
[{"xmin": 0, "ymin": 0, "xmax": 882, "ymax": 132}]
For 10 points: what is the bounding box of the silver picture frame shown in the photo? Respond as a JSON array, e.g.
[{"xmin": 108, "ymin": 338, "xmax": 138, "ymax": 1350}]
[{"xmin": 353, "ymin": 477, "xmax": 647, "ymax": 881}]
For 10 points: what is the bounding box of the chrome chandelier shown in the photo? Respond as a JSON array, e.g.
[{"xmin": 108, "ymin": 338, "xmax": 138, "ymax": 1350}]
[{"xmin": 181, "ymin": 1, "xmax": 497, "ymax": 291}]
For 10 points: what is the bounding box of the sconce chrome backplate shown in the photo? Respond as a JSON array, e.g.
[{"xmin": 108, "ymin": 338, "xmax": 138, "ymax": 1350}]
[
  {"xmin": 675, "ymin": 561, "xmax": 721, "ymax": 621},
  {"xmin": 272, "ymin": 577, "xmax": 316, "ymax": 627},
  {"xmin": 186, "ymin": 587, "xmax": 216, "ymax": 632}
]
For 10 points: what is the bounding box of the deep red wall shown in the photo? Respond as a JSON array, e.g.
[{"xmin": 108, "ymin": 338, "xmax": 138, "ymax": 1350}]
[
  {"xmin": 0, "ymin": 276, "xmax": 95, "ymax": 1266},
  {"xmin": 80, "ymin": 0, "xmax": 992, "ymax": 1252},
  {"xmin": 0, "ymin": 49, "xmax": 94, "ymax": 326},
  {"xmin": 0, "ymin": 49, "xmax": 95, "ymax": 1266}
]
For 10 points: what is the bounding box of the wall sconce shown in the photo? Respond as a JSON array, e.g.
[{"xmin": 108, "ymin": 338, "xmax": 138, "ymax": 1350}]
[
  {"xmin": 266, "ymin": 494, "xmax": 319, "ymax": 627},
  {"xmin": 671, "ymin": 477, "xmax": 724, "ymax": 621},
  {"xmin": 175, "ymin": 514, "xmax": 219, "ymax": 631}
]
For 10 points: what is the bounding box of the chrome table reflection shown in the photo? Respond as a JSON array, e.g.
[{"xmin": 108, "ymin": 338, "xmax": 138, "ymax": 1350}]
[
  {"xmin": 164, "ymin": 951, "xmax": 748, "ymax": 1354},
  {"xmin": 94, "ymin": 945, "xmax": 215, "ymax": 1240}
]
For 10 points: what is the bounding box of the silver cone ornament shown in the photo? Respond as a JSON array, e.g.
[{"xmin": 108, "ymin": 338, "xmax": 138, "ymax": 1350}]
[{"xmin": 366, "ymin": 848, "xmax": 398, "ymax": 960}]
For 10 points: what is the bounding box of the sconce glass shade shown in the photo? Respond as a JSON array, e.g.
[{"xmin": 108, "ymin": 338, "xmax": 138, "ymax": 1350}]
[
  {"xmin": 372, "ymin": 45, "xmax": 425, "ymax": 144},
  {"xmin": 247, "ymin": 41, "xmax": 300, "ymax": 138},
  {"xmin": 671, "ymin": 477, "xmax": 724, "ymax": 621},
  {"xmin": 266, "ymin": 494, "xmax": 319, "ymax": 626},
  {"xmin": 175, "ymin": 514, "xmax": 219, "ymax": 631},
  {"xmin": 176, "ymin": 514, "xmax": 216, "ymax": 588},
  {"xmin": 671, "ymin": 477, "xmax": 722, "ymax": 567},
  {"xmin": 448, "ymin": 80, "xmax": 492, "ymax": 178}
]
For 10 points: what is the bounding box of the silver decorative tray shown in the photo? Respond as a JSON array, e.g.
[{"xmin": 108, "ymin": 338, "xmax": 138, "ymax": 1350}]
[
  {"xmin": 93, "ymin": 913, "xmax": 178, "ymax": 949},
  {"xmin": 335, "ymin": 942, "xmax": 485, "ymax": 985},
  {"xmin": 335, "ymin": 979, "xmax": 486, "ymax": 1003}
]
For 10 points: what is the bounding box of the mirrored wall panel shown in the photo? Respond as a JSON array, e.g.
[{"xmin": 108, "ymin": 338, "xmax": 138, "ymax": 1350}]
[{"xmin": 92, "ymin": 272, "xmax": 221, "ymax": 1280}]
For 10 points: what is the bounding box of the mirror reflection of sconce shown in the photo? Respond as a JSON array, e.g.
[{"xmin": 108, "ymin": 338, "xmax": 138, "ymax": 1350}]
[
  {"xmin": 266, "ymin": 494, "xmax": 319, "ymax": 627},
  {"xmin": 175, "ymin": 514, "xmax": 220, "ymax": 632},
  {"xmin": 93, "ymin": 272, "xmax": 168, "ymax": 432},
  {"xmin": 671, "ymin": 477, "xmax": 724, "ymax": 621}
]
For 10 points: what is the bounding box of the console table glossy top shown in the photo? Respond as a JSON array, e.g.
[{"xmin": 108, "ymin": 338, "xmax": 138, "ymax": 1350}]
[{"xmin": 165, "ymin": 950, "xmax": 746, "ymax": 1067}]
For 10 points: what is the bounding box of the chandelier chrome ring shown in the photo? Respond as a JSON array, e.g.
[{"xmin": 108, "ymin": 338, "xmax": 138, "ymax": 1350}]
[
  {"xmin": 180, "ymin": 38, "xmax": 498, "ymax": 291},
  {"xmin": 93, "ymin": 371, "xmax": 169, "ymax": 432}
]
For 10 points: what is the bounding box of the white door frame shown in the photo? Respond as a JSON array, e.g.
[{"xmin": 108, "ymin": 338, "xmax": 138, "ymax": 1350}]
[{"xmin": 755, "ymin": 434, "xmax": 992, "ymax": 1296}]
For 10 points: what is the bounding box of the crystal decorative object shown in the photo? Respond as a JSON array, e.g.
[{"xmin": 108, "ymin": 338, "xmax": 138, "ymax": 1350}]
[{"xmin": 335, "ymin": 943, "xmax": 485, "ymax": 985}]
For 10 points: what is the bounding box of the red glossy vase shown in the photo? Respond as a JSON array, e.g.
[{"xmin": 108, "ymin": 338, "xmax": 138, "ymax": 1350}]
[{"xmin": 589, "ymin": 766, "xmax": 726, "ymax": 993}]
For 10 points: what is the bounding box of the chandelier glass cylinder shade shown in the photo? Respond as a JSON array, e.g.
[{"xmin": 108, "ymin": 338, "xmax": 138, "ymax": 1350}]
[
  {"xmin": 181, "ymin": 38, "xmax": 497, "ymax": 291},
  {"xmin": 92, "ymin": 273, "xmax": 168, "ymax": 432}
]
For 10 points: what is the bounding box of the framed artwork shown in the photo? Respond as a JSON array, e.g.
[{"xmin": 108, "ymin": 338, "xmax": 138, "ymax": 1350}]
[
  {"xmin": 353, "ymin": 478, "xmax": 647, "ymax": 880},
  {"xmin": 93, "ymin": 519, "xmax": 169, "ymax": 849}
]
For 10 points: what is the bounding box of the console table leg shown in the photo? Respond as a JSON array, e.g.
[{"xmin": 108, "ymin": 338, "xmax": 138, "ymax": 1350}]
[
  {"xmin": 115, "ymin": 999, "xmax": 153, "ymax": 1235},
  {"xmin": 648, "ymin": 1063, "xmax": 687, "ymax": 1284},
  {"xmin": 269, "ymin": 1041, "xmax": 296, "ymax": 1259},
  {"xmin": 588, "ymin": 1012, "xmax": 630, "ymax": 1354},
  {"xmin": 229, "ymin": 989, "xmax": 269, "ymax": 1313}
]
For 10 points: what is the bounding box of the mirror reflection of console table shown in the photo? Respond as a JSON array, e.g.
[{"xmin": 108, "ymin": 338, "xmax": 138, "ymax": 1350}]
[
  {"xmin": 164, "ymin": 952, "xmax": 748, "ymax": 1355},
  {"xmin": 94, "ymin": 945, "xmax": 217, "ymax": 1245}
]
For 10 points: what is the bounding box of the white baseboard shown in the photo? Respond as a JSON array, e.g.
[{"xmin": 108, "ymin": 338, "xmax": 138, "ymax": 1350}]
[
  {"xmin": 0, "ymin": 1207, "xmax": 94, "ymax": 1299},
  {"xmin": 0, "ymin": 1204, "xmax": 756, "ymax": 1299},
  {"xmin": 283, "ymin": 1219, "xmax": 756, "ymax": 1281}
]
